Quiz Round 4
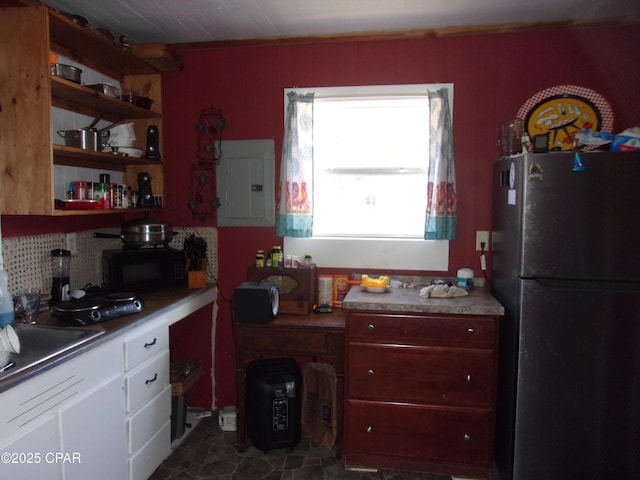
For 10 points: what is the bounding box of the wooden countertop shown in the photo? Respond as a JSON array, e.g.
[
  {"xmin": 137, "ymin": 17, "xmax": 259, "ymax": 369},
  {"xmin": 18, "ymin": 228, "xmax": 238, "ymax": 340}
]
[
  {"xmin": 343, "ymin": 284, "xmax": 504, "ymax": 316},
  {"xmin": 0, "ymin": 285, "xmax": 217, "ymax": 393}
]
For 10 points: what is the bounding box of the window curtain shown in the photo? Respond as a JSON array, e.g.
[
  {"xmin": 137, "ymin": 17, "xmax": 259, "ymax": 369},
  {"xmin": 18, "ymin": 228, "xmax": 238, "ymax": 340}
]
[
  {"xmin": 425, "ymin": 88, "xmax": 457, "ymax": 240},
  {"xmin": 276, "ymin": 91, "xmax": 314, "ymax": 237}
]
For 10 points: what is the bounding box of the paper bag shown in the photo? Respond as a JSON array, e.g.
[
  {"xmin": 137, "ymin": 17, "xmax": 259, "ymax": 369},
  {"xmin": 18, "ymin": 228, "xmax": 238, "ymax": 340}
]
[{"xmin": 301, "ymin": 362, "xmax": 337, "ymax": 448}]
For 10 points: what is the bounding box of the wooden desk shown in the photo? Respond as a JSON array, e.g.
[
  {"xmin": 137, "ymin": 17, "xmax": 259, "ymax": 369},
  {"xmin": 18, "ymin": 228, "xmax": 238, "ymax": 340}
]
[{"xmin": 233, "ymin": 310, "xmax": 345, "ymax": 452}]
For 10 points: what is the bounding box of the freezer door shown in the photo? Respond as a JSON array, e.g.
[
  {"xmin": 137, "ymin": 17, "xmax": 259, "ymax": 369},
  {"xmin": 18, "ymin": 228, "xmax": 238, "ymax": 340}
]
[
  {"xmin": 493, "ymin": 152, "xmax": 640, "ymax": 280},
  {"xmin": 512, "ymin": 278, "xmax": 640, "ymax": 480}
]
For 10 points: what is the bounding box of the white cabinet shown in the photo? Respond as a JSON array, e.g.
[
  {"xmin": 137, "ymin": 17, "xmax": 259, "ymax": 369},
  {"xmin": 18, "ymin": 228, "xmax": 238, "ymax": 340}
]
[
  {"xmin": 123, "ymin": 318, "xmax": 171, "ymax": 480},
  {"xmin": 60, "ymin": 374, "xmax": 127, "ymax": 480},
  {"xmin": 0, "ymin": 415, "xmax": 61, "ymax": 479},
  {"xmin": 0, "ymin": 338, "xmax": 125, "ymax": 480}
]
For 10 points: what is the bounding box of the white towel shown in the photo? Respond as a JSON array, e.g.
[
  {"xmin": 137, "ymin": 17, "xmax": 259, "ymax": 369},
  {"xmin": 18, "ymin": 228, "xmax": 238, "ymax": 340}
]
[{"xmin": 420, "ymin": 284, "xmax": 469, "ymax": 298}]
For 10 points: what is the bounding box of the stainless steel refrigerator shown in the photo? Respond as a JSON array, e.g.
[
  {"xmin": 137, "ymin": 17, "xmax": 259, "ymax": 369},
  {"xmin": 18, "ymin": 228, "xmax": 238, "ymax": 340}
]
[{"xmin": 491, "ymin": 151, "xmax": 640, "ymax": 480}]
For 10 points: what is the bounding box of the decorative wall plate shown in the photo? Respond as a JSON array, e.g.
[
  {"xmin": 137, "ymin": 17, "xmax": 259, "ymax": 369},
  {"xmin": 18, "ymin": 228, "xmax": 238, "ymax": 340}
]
[{"xmin": 517, "ymin": 85, "xmax": 614, "ymax": 151}]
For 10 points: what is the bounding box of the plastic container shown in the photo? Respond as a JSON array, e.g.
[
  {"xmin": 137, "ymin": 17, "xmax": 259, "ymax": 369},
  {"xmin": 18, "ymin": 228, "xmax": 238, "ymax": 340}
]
[
  {"xmin": 456, "ymin": 268, "xmax": 474, "ymax": 290},
  {"xmin": 0, "ymin": 270, "xmax": 15, "ymax": 328}
]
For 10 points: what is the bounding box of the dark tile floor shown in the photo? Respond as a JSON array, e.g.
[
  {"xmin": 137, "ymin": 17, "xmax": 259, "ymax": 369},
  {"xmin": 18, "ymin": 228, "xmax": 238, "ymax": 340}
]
[{"xmin": 149, "ymin": 413, "xmax": 454, "ymax": 480}]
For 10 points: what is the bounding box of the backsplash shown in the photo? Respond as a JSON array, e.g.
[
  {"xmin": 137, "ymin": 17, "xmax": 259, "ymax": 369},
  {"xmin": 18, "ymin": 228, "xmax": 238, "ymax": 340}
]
[{"xmin": 1, "ymin": 227, "xmax": 218, "ymax": 296}]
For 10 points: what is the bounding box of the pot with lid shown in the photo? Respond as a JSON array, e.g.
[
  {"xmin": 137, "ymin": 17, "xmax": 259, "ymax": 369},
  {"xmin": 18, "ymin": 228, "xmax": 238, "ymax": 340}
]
[{"xmin": 94, "ymin": 217, "xmax": 175, "ymax": 247}]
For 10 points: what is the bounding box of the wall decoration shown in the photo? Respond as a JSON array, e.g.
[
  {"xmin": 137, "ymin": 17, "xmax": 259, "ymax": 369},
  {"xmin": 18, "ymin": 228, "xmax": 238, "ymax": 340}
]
[
  {"xmin": 517, "ymin": 85, "xmax": 614, "ymax": 151},
  {"xmin": 188, "ymin": 106, "xmax": 226, "ymax": 221}
]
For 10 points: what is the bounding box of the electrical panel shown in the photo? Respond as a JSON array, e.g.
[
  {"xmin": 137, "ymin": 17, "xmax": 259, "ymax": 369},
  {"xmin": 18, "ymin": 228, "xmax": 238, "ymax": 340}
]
[{"xmin": 216, "ymin": 139, "xmax": 275, "ymax": 227}]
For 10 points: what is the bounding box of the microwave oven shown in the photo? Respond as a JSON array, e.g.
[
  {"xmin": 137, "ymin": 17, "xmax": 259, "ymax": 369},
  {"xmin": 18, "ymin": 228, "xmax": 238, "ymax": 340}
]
[{"xmin": 102, "ymin": 248, "xmax": 187, "ymax": 291}]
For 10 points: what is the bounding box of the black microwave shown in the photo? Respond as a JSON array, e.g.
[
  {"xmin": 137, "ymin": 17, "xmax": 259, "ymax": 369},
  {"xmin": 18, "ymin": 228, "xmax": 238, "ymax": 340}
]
[{"xmin": 102, "ymin": 248, "xmax": 187, "ymax": 291}]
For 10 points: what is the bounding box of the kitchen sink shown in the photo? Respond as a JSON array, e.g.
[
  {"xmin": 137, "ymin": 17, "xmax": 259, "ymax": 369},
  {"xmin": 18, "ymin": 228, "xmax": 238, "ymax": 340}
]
[{"xmin": 1, "ymin": 324, "xmax": 104, "ymax": 380}]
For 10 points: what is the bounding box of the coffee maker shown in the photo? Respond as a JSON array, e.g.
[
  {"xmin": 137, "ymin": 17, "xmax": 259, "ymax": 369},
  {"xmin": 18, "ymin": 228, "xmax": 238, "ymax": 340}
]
[{"xmin": 51, "ymin": 249, "xmax": 71, "ymax": 304}]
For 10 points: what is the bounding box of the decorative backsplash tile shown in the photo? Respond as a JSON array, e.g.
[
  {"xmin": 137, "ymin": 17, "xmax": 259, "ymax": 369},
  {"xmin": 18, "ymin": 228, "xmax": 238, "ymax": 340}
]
[{"xmin": 1, "ymin": 227, "xmax": 218, "ymax": 296}]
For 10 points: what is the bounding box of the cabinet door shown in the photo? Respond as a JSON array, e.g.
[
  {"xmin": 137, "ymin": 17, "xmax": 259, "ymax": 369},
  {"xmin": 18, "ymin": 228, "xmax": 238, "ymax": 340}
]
[
  {"xmin": 0, "ymin": 415, "xmax": 62, "ymax": 480},
  {"xmin": 59, "ymin": 374, "xmax": 127, "ymax": 480}
]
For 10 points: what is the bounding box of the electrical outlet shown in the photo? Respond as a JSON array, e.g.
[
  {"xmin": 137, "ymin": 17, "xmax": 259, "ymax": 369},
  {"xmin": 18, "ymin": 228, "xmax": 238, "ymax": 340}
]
[
  {"xmin": 476, "ymin": 230, "xmax": 490, "ymax": 251},
  {"xmin": 66, "ymin": 232, "xmax": 77, "ymax": 255}
]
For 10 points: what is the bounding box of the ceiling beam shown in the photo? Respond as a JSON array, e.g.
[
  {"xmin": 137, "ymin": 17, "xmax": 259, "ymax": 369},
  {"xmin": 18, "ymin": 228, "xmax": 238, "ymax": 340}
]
[{"xmin": 171, "ymin": 15, "xmax": 640, "ymax": 50}]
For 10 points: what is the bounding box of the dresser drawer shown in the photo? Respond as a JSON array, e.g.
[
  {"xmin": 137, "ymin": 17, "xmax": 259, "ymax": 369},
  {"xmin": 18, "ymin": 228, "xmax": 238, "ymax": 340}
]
[
  {"xmin": 348, "ymin": 313, "xmax": 496, "ymax": 348},
  {"xmin": 125, "ymin": 350, "xmax": 170, "ymax": 413},
  {"xmin": 124, "ymin": 320, "xmax": 169, "ymax": 372},
  {"xmin": 346, "ymin": 400, "xmax": 492, "ymax": 467},
  {"xmin": 348, "ymin": 343, "xmax": 494, "ymax": 406}
]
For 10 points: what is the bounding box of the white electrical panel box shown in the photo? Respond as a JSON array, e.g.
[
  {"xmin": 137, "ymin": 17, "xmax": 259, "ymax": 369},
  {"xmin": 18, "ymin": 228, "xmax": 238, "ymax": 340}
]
[{"xmin": 216, "ymin": 139, "xmax": 275, "ymax": 227}]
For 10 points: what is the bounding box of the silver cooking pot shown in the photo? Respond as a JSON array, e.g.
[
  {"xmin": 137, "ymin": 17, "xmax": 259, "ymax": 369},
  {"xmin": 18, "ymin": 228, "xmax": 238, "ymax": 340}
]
[
  {"xmin": 94, "ymin": 217, "xmax": 175, "ymax": 246},
  {"xmin": 57, "ymin": 127, "xmax": 97, "ymax": 151}
]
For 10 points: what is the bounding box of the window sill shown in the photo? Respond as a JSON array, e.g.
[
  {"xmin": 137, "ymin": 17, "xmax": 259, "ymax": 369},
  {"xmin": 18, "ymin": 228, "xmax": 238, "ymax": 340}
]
[{"xmin": 284, "ymin": 237, "xmax": 448, "ymax": 271}]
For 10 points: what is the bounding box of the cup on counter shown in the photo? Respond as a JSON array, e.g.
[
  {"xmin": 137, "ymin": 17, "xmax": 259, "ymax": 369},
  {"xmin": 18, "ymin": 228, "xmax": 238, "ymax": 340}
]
[{"xmin": 14, "ymin": 288, "xmax": 41, "ymax": 324}]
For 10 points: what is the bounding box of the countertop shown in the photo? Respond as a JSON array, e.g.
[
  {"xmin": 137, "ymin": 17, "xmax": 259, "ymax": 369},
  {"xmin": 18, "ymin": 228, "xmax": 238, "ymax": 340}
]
[
  {"xmin": 343, "ymin": 284, "xmax": 504, "ymax": 316},
  {"xmin": 0, "ymin": 284, "xmax": 217, "ymax": 393}
]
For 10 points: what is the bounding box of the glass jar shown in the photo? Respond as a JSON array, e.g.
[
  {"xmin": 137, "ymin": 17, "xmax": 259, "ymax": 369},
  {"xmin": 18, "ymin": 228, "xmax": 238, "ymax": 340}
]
[{"xmin": 255, "ymin": 250, "xmax": 265, "ymax": 267}]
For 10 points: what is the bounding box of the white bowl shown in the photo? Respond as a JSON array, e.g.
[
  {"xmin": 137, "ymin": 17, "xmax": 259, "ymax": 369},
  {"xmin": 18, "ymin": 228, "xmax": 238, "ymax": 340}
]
[{"xmin": 0, "ymin": 324, "xmax": 20, "ymax": 354}]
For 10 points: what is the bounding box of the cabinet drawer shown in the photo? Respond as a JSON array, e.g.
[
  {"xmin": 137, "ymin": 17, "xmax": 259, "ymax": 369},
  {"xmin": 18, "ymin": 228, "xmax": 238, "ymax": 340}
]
[
  {"xmin": 348, "ymin": 313, "xmax": 496, "ymax": 348},
  {"xmin": 251, "ymin": 330, "xmax": 329, "ymax": 354},
  {"xmin": 125, "ymin": 350, "xmax": 170, "ymax": 413},
  {"xmin": 129, "ymin": 420, "xmax": 171, "ymax": 480},
  {"xmin": 348, "ymin": 344, "xmax": 494, "ymax": 406},
  {"xmin": 124, "ymin": 320, "xmax": 169, "ymax": 371},
  {"xmin": 128, "ymin": 385, "xmax": 171, "ymax": 454},
  {"xmin": 346, "ymin": 400, "xmax": 492, "ymax": 467}
]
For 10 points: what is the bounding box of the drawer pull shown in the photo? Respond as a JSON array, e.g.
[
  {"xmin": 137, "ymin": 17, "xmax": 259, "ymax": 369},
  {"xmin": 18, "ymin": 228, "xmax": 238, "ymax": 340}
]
[
  {"xmin": 144, "ymin": 338, "xmax": 158, "ymax": 348},
  {"xmin": 367, "ymin": 369, "xmax": 374, "ymax": 376},
  {"xmin": 463, "ymin": 433, "xmax": 471, "ymax": 442},
  {"xmin": 145, "ymin": 373, "xmax": 158, "ymax": 385},
  {"xmin": 466, "ymin": 327, "xmax": 475, "ymax": 335},
  {"xmin": 465, "ymin": 374, "xmax": 472, "ymax": 383},
  {"xmin": 367, "ymin": 323, "xmax": 375, "ymax": 331},
  {"xmin": 366, "ymin": 425, "xmax": 373, "ymax": 433}
]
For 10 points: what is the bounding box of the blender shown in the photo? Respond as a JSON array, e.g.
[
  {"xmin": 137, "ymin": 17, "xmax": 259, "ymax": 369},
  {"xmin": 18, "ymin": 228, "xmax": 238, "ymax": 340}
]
[{"xmin": 51, "ymin": 249, "xmax": 71, "ymax": 304}]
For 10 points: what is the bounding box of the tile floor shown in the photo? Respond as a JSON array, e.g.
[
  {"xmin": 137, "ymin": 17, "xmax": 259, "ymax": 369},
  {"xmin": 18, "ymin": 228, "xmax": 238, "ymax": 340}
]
[{"xmin": 149, "ymin": 411, "xmax": 454, "ymax": 480}]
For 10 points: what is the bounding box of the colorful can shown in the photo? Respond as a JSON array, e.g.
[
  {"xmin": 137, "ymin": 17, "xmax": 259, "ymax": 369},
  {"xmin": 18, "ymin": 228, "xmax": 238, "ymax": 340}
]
[{"xmin": 333, "ymin": 275, "xmax": 349, "ymax": 307}]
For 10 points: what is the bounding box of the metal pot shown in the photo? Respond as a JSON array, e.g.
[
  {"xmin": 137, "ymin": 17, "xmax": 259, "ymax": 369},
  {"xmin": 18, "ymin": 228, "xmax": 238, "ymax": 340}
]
[
  {"xmin": 94, "ymin": 217, "xmax": 175, "ymax": 246},
  {"xmin": 57, "ymin": 128, "xmax": 97, "ymax": 151}
]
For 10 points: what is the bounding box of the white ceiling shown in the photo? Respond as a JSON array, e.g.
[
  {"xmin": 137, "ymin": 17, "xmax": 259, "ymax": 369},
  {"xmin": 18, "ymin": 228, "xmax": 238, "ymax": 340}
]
[{"xmin": 39, "ymin": 0, "xmax": 640, "ymax": 45}]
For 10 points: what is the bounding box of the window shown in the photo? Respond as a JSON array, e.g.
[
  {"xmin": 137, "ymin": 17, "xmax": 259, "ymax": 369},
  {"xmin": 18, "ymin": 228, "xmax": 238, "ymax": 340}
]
[{"xmin": 283, "ymin": 84, "xmax": 453, "ymax": 270}]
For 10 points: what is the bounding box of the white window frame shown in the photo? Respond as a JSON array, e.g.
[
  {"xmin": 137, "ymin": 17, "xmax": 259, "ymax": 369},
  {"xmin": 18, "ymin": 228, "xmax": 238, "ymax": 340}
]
[{"xmin": 283, "ymin": 84, "xmax": 453, "ymax": 271}]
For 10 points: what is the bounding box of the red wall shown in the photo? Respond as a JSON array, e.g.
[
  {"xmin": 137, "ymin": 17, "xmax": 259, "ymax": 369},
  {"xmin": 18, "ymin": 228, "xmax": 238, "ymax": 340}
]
[
  {"xmin": 160, "ymin": 25, "xmax": 640, "ymax": 408},
  {"xmin": 3, "ymin": 24, "xmax": 639, "ymax": 409}
]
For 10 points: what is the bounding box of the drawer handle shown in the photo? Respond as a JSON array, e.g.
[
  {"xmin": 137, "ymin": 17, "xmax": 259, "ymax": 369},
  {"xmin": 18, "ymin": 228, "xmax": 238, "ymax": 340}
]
[
  {"xmin": 465, "ymin": 374, "xmax": 472, "ymax": 383},
  {"xmin": 466, "ymin": 327, "xmax": 475, "ymax": 335},
  {"xmin": 367, "ymin": 369, "xmax": 374, "ymax": 376},
  {"xmin": 367, "ymin": 323, "xmax": 375, "ymax": 331},
  {"xmin": 145, "ymin": 373, "xmax": 158, "ymax": 385},
  {"xmin": 144, "ymin": 338, "xmax": 158, "ymax": 348},
  {"xmin": 463, "ymin": 433, "xmax": 471, "ymax": 442},
  {"xmin": 366, "ymin": 425, "xmax": 373, "ymax": 433}
]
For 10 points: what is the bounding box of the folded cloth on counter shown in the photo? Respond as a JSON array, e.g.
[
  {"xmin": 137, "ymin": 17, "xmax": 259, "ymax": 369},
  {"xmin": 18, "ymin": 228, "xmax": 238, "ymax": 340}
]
[{"xmin": 420, "ymin": 284, "xmax": 469, "ymax": 298}]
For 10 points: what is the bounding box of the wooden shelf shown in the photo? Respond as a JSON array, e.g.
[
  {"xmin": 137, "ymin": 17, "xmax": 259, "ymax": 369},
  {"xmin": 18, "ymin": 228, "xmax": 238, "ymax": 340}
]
[
  {"xmin": 51, "ymin": 76, "xmax": 161, "ymax": 120},
  {"xmin": 48, "ymin": 9, "xmax": 158, "ymax": 78},
  {"xmin": 53, "ymin": 144, "xmax": 163, "ymax": 171}
]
